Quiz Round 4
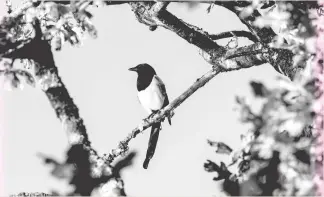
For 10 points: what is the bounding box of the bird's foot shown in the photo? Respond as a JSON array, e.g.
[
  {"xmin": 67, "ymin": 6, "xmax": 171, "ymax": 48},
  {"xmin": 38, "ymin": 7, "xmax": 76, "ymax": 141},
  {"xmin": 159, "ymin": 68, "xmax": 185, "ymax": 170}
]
[
  {"xmin": 169, "ymin": 110, "xmax": 175, "ymax": 118},
  {"xmin": 148, "ymin": 111, "xmax": 158, "ymax": 119}
]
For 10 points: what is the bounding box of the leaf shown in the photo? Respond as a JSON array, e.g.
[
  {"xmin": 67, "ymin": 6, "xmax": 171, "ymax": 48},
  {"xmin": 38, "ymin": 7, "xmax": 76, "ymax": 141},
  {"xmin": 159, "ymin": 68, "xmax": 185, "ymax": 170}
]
[
  {"xmin": 235, "ymin": 96, "xmax": 245, "ymax": 104},
  {"xmin": 22, "ymin": 59, "xmax": 32, "ymax": 69},
  {"xmin": 240, "ymin": 6, "xmax": 254, "ymax": 19},
  {"xmin": 294, "ymin": 149, "xmax": 310, "ymax": 165},
  {"xmin": 9, "ymin": 73, "xmax": 20, "ymax": 89},
  {"xmin": 51, "ymin": 163, "xmax": 75, "ymax": 180},
  {"xmin": 260, "ymin": 1, "xmax": 275, "ymax": 9},
  {"xmin": 82, "ymin": 18, "xmax": 97, "ymax": 38},
  {"xmin": 54, "ymin": 34, "xmax": 62, "ymax": 51},
  {"xmin": 207, "ymin": 140, "xmax": 233, "ymax": 154},
  {"xmin": 83, "ymin": 11, "xmax": 93, "ymax": 19},
  {"xmin": 220, "ymin": 162, "xmax": 227, "ymax": 171},
  {"xmin": 250, "ymin": 81, "xmax": 268, "ymax": 97},
  {"xmin": 238, "ymin": 160, "xmax": 250, "ymax": 173},
  {"xmin": 37, "ymin": 152, "xmax": 60, "ymax": 165},
  {"xmin": 15, "ymin": 69, "xmax": 35, "ymax": 87},
  {"xmin": 229, "ymin": 151, "xmax": 242, "ymax": 166},
  {"xmin": 204, "ymin": 160, "xmax": 218, "ymax": 172},
  {"xmin": 213, "ymin": 175, "xmax": 224, "ymax": 181},
  {"xmin": 275, "ymin": 130, "xmax": 294, "ymax": 143}
]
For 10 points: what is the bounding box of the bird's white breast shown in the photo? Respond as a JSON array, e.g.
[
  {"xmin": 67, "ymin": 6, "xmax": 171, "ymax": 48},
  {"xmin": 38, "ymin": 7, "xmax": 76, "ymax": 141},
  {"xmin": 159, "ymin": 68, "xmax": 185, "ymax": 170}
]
[{"xmin": 138, "ymin": 76, "xmax": 165, "ymax": 114}]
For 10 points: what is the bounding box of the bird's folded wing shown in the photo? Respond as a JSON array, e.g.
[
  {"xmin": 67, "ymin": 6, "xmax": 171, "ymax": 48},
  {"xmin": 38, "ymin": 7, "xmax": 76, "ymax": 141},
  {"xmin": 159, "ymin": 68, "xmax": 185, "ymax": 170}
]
[
  {"xmin": 154, "ymin": 75, "xmax": 168, "ymax": 98},
  {"xmin": 154, "ymin": 75, "xmax": 171, "ymax": 125}
]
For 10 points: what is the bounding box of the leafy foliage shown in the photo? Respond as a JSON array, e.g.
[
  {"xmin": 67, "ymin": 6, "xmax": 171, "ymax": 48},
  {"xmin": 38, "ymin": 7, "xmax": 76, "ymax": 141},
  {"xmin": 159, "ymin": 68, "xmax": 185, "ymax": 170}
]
[
  {"xmin": 205, "ymin": 72, "xmax": 320, "ymax": 196},
  {"xmin": 0, "ymin": 0, "xmax": 99, "ymax": 90},
  {"xmin": 205, "ymin": 79, "xmax": 318, "ymax": 195},
  {"xmin": 0, "ymin": 0, "xmax": 97, "ymax": 51},
  {"xmin": 0, "ymin": 1, "xmax": 322, "ymax": 196},
  {"xmin": 204, "ymin": 1, "xmax": 321, "ymax": 196},
  {"xmin": 38, "ymin": 144, "xmax": 136, "ymax": 196},
  {"xmin": 0, "ymin": 59, "xmax": 35, "ymax": 90}
]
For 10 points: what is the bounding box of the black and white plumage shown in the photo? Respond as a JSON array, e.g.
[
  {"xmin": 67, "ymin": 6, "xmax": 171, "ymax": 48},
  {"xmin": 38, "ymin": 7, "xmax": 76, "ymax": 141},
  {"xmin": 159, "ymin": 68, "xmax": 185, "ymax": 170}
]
[{"xmin": 129, "ymin": 63, "xmax": 171, "ymax": 169}]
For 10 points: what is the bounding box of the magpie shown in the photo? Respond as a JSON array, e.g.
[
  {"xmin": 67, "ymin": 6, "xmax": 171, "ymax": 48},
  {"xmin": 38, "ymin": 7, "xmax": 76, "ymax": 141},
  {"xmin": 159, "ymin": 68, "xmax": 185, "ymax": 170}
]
[{"xmin": 129, "ymin": 63, "xmax": 172, "ymax": 169}]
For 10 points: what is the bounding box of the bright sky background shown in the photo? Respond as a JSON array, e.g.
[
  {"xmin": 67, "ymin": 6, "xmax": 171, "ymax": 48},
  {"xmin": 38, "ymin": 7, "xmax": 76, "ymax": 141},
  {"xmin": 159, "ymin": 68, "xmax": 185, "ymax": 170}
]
[{"xmin": 0, "ymin": 2, "xmax": 282, "ymax": 196}]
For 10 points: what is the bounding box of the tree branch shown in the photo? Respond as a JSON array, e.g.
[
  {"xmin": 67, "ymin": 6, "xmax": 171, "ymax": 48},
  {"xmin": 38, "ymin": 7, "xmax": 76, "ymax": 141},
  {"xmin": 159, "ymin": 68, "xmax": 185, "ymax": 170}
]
[
  {"xmin": 1, "ymin": 1, "xmax": 297, "ymax": 79},
  {"xmin": 129, "ymin": 2, "xmax": 298, "ymax": 80},
  {"xmin": 5, "ymin": 20, "xmax": 99, "ymax": 153},
  {"xmin": 129, "ymin": 2, "xmax": 224, "ymax": 54},
  {"xmin": 103, "ymin": 66, "xmax": 221, "ymax": 163},
  {"xmin": 50, "ymin": 1, "xmax": 128, "ymax": 6},
  {"xmin": 212, "ymin": 1, "xmax": 277, "ymax": 44},
  {"xmin": 210, "ymin": 30, "xmax": 258, "ymax": 42},
  {"xmin": 211, "ymin": 1, "xmax": 301, "ymax": 79},
  {"xmin": 151, "ymin": 1, "xmax": 170, "ymax": 14},
  {"xmin": 4, "ymin": 20, "xmax": 127, "ymax": 195},
  {"xmin": 129, "ymin": 2, "xmax": 273, "ymax": 71},
  {"xmin": 0, "ymin": 0, "xmax": 127, "ymax": 59},
  {"xmin": 104, "ymin": 51, "xmax": 269, "ymax": 163}
]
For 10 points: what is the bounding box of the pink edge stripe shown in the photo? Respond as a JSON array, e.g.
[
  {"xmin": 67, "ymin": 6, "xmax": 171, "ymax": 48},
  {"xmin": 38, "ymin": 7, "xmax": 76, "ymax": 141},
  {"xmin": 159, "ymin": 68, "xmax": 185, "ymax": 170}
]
[
  {"xmin": 0, "ymin": 91, "xmax": 4, "ymax": 195},
  {"xmin": 316, "ymin": 0, "xmax": 324, "ymax": 196}
]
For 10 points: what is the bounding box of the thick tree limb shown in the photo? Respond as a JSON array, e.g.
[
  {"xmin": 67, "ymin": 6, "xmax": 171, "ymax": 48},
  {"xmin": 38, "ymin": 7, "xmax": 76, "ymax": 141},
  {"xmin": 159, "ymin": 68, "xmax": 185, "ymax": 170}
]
[
  {"xmin": 130, "ymin": 2, "xmax": 224, "ymax": 55},
  {"xmin": 102, "ymin": 2, "xmax": 297, "ymax": 164},
  {"xmin": 4, "ymin": 20, "xmax": 126, "ymax": 195},
  {"xmin": 130, "ymin": 2, "xmax": 268, "ymax": 70},
  {"xmin": 4, "ymin": 20, "xmax": 98, "ymax": 154},
  {"xmin": 1, "ymin": 0, "xmax": 299, "ymax": 165},
  {"xmin": 1, "ymin": 1, "xmax": 297, "ymax": 79},
  {"xmin": 210, "ymin": 30, "xmax": 258, "ymax": 42},
  {"xmin": 129, "ymin": 2, "xmax": 298, "ymax": 80}
]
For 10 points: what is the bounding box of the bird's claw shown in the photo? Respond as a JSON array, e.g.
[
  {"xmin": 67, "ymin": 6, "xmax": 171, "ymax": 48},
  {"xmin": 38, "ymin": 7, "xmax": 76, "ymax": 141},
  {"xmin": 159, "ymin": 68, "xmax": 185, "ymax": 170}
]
[
  {"xmin": 148, "ymin": 111, "xmax": 158, "ymax": 119},
  {"xmin": 169, "ymin": 110, "xmax": 175, "ymax": 118}
]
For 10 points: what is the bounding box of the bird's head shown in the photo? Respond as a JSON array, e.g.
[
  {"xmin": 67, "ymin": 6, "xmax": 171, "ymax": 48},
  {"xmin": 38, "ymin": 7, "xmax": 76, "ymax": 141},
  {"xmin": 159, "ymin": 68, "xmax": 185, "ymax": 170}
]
[{"xmin": 128, "ymin": 63, "xmax": 156, "ymax": 77}]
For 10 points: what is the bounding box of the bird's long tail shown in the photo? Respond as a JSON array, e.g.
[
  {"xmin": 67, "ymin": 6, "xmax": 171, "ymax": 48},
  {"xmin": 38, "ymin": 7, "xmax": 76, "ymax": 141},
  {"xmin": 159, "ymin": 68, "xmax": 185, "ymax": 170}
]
[{"xmin": 143, "ymin": 122, "xmax": 161, "ymax": 169}]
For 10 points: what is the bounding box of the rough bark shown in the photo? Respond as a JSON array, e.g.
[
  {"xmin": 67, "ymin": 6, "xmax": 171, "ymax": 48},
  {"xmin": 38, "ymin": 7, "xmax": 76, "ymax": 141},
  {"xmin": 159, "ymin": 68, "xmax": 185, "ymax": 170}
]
[
  {"xmin": 0, "ymin": 2, "xmax": 316, "ymax": 194},
  {"xmin": 210, "ymin": 30, "xmax": 259, "ymax": 42},
  {"xmin": 129, "ymin": 2, "xmax": 298, "ymax": 80}
]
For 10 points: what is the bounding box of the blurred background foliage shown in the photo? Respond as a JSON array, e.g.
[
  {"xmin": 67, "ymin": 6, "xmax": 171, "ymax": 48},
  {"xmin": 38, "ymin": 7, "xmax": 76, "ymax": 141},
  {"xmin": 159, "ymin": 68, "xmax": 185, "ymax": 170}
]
[
  {"xmin": 203, "ymin": 1, "xmax": 322, "ymax": 196},
  {"xmin": 0, "ymin": 0, "xmax": 322, "ymax": 196}
]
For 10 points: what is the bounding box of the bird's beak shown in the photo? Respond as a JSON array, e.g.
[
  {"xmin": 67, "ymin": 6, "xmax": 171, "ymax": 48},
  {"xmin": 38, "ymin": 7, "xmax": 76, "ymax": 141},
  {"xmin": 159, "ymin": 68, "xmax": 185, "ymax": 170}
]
[{"xmin": 128, "ymin": 67, "xmax": 137, "ymax": 72}]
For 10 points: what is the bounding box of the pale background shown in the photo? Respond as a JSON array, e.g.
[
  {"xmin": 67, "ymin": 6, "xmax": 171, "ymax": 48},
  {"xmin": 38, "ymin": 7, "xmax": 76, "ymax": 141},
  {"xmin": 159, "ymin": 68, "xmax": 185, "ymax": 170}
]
[{"xmin": 0, "ymin": 2, "xmax": 282, "ymax": 196}]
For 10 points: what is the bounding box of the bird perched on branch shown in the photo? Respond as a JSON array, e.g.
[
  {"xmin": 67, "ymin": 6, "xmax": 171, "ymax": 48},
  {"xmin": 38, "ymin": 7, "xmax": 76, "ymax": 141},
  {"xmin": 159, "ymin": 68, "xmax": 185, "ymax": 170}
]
[{"xmin": 129, "ymin": 63, "xmax": 172, "ymax": 169}]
